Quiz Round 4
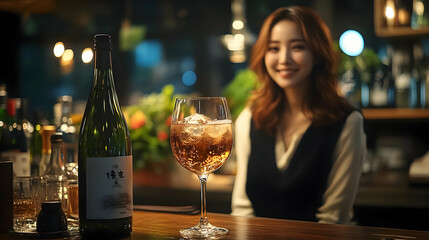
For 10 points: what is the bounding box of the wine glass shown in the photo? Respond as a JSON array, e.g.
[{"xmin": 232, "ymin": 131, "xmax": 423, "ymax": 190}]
[{"xmin": 170, "ymin": 97, "xmax": 233, "ymax": 238}]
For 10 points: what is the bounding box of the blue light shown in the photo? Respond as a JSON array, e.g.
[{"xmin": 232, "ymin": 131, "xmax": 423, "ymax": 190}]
[
  {"xmin": 339, "ymin": 30, "xmax": 364, "ymax": 57},
  {"xmin": 182, "ymin": 71, "xmax": 197, "ymax": 86},
  {"xmin": 135, "ymin": 40, "xmax": 162, "ymax": 67}
]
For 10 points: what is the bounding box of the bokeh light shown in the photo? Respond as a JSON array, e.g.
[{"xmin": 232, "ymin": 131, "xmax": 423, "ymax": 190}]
[
  {"xmin": 60, "ymin": 49, "xmax": 74, "ymax": 74},
  {"xmin": 339, "ymin": 30, "xmax": 364, "ymax": 57},
  {"xmin": 53, "ymin": 42, "xmax": 65, "ymax": 58},
  {"xmin": 232, "ymin": 20, "xmax": 244, "ymax": 30},
  {"xmin": 62, "ymin": 49, "xmax": 74, "ymax": 62},
  {"xmin": 135, "ymin": 40, "xmax": 162, "ymax": 68},
  {"xmin": 81, "ymin": 48, "xmax": 93, "ymax": 63},
  {"xmin": 415, "ymin": 1, "xmax": 425, "ymax": 15},
  {"xmin": 385, "ymin": 6, "xmax": 395, "ymax": 19},
  {"xmin": 182, "ymin": 71, "xmax": 197, "ymax": 86}
]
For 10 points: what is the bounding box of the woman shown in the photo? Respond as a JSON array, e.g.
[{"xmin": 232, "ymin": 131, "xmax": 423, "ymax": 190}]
[{"xmin": 231, "ymin": 6, "xmax": 366, "ymax": 224}]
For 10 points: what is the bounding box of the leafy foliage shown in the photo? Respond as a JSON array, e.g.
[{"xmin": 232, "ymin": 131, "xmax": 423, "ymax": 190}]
[
  {"xmin": 335, "ymin": 42, "xmax": 381, "ymax": 83},
  {"xmin": 125, "ymin": 85, "xmax": 188, "ymax": 170},
  {"xmin": 222, "ymin": 69, "xmax": 258, "ymax": 120}
]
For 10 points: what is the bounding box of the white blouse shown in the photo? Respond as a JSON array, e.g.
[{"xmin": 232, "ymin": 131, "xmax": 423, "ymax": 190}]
[{"xmin": 231, "ymin": 107, "xmax": 366, "ymax": 224}]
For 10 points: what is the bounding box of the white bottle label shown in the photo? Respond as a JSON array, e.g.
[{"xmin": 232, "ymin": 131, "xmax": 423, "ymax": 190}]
[{"xmin": 86, "ymin": 156, "xmax": 133, "ymax": 219}]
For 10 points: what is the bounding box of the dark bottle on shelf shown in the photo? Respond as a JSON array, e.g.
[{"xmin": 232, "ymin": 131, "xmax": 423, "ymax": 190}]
[
  {"xmin": 370, "ymin": 66, "xmax": 389, "ymax": 108},
  {"xmin": 1, "ymin": 98, "xmax": 31, "ymax": 176},
  {"xmin": 39, "ymin": 125, "xmax": 57, "ymax": 176},
  {"xmin": 55, "ymin": 95, "xmax": 78, "ymax": 176},
  {"xmin": 0, "ymin": 85, "xmax": 7, "ymax": 154},
  {"xmin": 30, "ymin": 111, "xmax": 46, "ymax": 176},
  {"xmin": 78, "ymin": 34, "xmax": 133, "ymax": 239}
]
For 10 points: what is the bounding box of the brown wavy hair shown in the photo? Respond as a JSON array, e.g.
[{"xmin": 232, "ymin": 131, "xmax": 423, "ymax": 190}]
[{"xmin": 249, "ymin": 6, "xmax": 353, "ymax": 135}]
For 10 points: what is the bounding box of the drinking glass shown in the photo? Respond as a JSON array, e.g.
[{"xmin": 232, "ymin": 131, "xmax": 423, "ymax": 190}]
[
  {"xmin": 170, "ymin": 97, "xmax": 233, "ymax": 238},
  {"xmin": 66, "ymin": 179, "xmax": 79, "ymax": 235},
  {"xmin": 13, "ymin": 176, "xmax": 41, "ymax": 233},
  {"xmin": 67, "ymin": 179, "xmax": 79, "ymax": 220}
]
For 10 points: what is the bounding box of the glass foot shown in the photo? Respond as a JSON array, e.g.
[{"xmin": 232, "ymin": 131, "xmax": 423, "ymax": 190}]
[
  {"xmin": 180, "ymin": 222, "xmax": 228, "ymax": 239},
  {"xmin": 13, "ymin": 219, "xmax": 37, "ymax": 234}
]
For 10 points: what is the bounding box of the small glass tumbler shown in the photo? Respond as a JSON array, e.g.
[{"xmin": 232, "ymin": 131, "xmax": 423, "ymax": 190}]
[
  {"xmin": 67, "ymin": 179, "xmax": 79, "ymax": 220},
  {"xmin": 13, "ymin": 176, "xmax": 41, "ymax": 233},
  {"xmin": 66, "ymin": 179, "xmax": 79, "ymax": 235}
]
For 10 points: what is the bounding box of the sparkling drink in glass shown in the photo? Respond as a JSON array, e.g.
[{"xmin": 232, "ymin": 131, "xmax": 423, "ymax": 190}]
[
  {"xmin": 171, "ymin": 120, "xmax": 232, "ymax": 175},
  {"xmin": 170, "ymin": 97, "xmax": 233, "ymax": 238}
]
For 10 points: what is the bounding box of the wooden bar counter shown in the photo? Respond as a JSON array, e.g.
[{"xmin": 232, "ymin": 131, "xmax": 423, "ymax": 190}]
[{"xmin": 2, "ymin": 210, "xmax": 429, "ymax": 239}]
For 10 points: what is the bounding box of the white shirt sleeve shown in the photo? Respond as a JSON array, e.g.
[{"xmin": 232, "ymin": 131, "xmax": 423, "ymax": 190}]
[
  {"xmin": 316, "ymin": 111, "xmax": 366, "ymax": 224},
  {"xmin": 231, "ymin": 107, "xmax": 254, "ymax": 216}
]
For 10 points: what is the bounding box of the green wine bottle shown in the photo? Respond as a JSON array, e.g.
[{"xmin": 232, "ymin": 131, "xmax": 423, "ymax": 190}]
[{"xmin": 78, "ymin": 34, "xmax": 132, "ymax": 239}]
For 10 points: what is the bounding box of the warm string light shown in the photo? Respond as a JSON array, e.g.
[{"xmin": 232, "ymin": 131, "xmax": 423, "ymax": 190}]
[
  {"xmin": 81, "ymin": 48, "xmax": 93, "ymax": 63},
  {"xmin": 53, "ymin": 42, "xmax": 65, "ymax": 58},
  {"xmin": 60, "ymin": 49, "xmax": 74, "ymax": 74},
  {"xmin": 221, "ymin": 0, "xmax": 249, "ymax": 63},
  {"xmin": 223, "ymin": 34, "xmax": 245, "ymax": 51},
  {"xmin": 62, "ymin": 49, "xmax": 74, "ymax": 62},
  {"xmin": 385, "ymin": 0, "xmax": 396, "ymax": 27},
  {"xmin": 415, "ymin": 0, "xmax": 425, "ymax": 15},
  {"xmin": 232, "ymin": 20, "xmax": 244, "ymax": 30},
  {"xmin": 53, "ymin": 42, "xmax": 94, "ymax": 64},
  {"xmin": 385, "ymin": 6, "xmax": 395, "ymax": 19}
]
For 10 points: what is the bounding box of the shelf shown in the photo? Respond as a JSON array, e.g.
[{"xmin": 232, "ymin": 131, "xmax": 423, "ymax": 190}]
[
  {"xmin": 374, "ymin": 0, "xmax": 429, "ymax": 39},
  {"xmin": 375, "ymin": 26, "xmax": 429, "ymax": 39},
  {"xmin": 362, "ymin": 108, "xmax": 429, "ymax": 120}
]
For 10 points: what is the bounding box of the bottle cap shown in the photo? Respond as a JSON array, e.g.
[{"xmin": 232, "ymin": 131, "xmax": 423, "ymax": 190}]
[
  {"xmin": 57, "ymin": 95, "xmax": 72, "ymax": 103},
  {"xmin": 41, "ymin": 200, "xmax": 62, "ymax": 210},
  {"xmin": 51, "ymin": 132, "xmax": 63, "ymax": 142},
  {"xmin": 37, "ymin": 200, "xmax": 67, "ymax": 235},
  {"xmin": 94, "ymin": 34, "xmax": 112, "ymax": 50}
]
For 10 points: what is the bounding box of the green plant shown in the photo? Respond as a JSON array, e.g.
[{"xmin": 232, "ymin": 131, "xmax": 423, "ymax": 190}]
[
  {"xmin": 335, "ymin": 43, "xmax": 381, "ymax": 83},
  {"xmin": 125, "ymin": 84, "xmax": 187, "ymax": 170},
  {"xmin": 222, "ymin": 69, "xmax": 258, "ymax": 120}
]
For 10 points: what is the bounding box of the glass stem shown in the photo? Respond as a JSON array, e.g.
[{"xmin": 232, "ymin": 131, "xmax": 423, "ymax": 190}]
[{"xmin": 199, "ymin": 175, "xmax": 208, "ymax": 226}]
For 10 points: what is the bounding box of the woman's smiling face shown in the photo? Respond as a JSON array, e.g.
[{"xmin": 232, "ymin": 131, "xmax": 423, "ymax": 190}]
[{"xmin": 264, "ymin": 20, "xmax": 315, "ymax": 91}]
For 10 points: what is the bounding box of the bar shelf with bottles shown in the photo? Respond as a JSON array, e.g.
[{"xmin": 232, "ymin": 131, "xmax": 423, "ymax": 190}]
[
  {"xmin": 368, "ymin": 0, "xmax": 429, "ymax": 120},
  {"xmin": 374, "ymin": 0, "xmax": 429, "ymax": 38},
  {"xmin": 357, "ymin": 45, "xmax": 429, "ymax": 120},
  {"xmin": 362, "ymin": 108, "xmax": 429, "ymax": 119}
]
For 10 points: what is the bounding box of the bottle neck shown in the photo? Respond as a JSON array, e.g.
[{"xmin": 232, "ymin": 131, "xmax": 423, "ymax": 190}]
[
  {"xmin": 6, "ymin": 101, "xmax": 16, "ymax": 124},
  {"xmin": 0, "ymin": 96, "xmax": 6, "ymax": 122},
  {"xmin": 95, "ymin": 48, "xmax": 112, "ymax": 71},
  {"xmin": 45, "ymin": 141, "xmax": 65, "ymax": 176},
  {"xmin": 41, "ymin": 130, "xmax": 55, "ymax": 154},
  {"xmin": 0, "ymin": 108, "xmax": 5, "ymax": 123},
  {"xmin": 93, "ymin": 48, "xmax": 115, "ymax": 88}
]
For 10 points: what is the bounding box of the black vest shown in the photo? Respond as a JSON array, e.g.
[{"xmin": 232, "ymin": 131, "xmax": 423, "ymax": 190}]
[{"xmin": 246, "ymin": 113, "xmax": 351, "ymax": 221}]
